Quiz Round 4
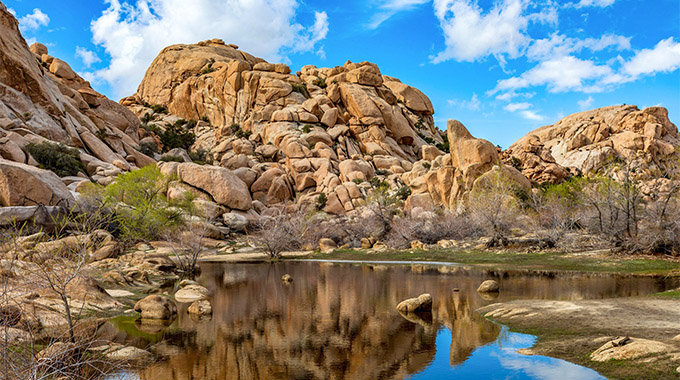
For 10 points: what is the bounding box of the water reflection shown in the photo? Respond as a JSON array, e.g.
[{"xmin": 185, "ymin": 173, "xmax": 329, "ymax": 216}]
[{"xmin": 110, "ymin": 261, "xmax": 677, "ymax": 380}]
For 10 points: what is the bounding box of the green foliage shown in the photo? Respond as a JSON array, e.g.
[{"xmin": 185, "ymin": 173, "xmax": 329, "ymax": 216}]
[
  {"xmin": 143, "ymin": 102, "xmax": 168, "ymax": 114},
  {"xmin": 95, "ymin": 128, "xmax": 110, "ymax": 141},
  {"xmin": 313, "ymin": 77, "xmax": 327, "ymax": 89},
  {"xmin": 509, "ymin": 156, "xmax": 522, "ymax": 170},
  {"xmin": 158, "ymin": 119, "xmax": 196, "ymax": 151},
  {"xmin": 352, "ymin": 178, "xmax": 364, "ymax": 184},
  {"xmin": 436, "ymin": 133, "xmax": 450, "ymax": 153},
  {"xmin": 375, "ymin": 169, "xmax": 389, "ymax": 176},
  {"xmin": 316, "ymin": 192, "xmax": 328, "ymax": 210},
  {"xmin": 24, "ymin": 142, "xmax": 85, "ymax": 177},
  {"xmin": 302, "ymin": 124, "xmax": 313, "ymax": 133},
  {"xmin": 138, "ymin": 141, "xmax": 158, "ymax": 157},
  {"xmin": 200, "ymin": 116, "xmax": 210, "ymax": 123},
  {"xmin": 415, "ymin": 118, "xmax": 425, "ymax": 130},
  {"xmin": 418, "ymin": 132, "xmax": 435, "ymax": 144},
  {"xmin": 422, "ymin": 162, "xmax": 431, "ymax": 170},
  {"xmin": 229, "ymin": 123, "xmax": 251, "ymax": 138},
  {"xmin": 103, "ymin": 165, "xmax": 188, "ymax": 242},
  {"xmin": 369, "ymin": 177, "xmax": 388, "ymax": 189},
  {"xmin": 140, "ymin": 113, "xmax": 155, "ymax": 124},
  {"xmin": 160, "ymin": 155, "xmax": 184, "ymax": 163},
  {"xmin": 396, "ymin": 185, "xmax": 412, "ymax": 200},
  {"xmin": 540, "ymin": 176, "xmax": 586, "ymax": 206},
  {"xmin": 291, "ymin": 83, "xmax": 308, "ymax": 97},
  {"xmin": 189, "ymin": 149, "xmax": 212, "ymax": 165}
]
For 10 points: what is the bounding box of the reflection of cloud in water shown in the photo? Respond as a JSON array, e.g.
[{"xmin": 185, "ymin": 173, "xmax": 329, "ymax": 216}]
[{"xmin": 493, "ymin": 332, "xmax": 605, "ymax": 380}]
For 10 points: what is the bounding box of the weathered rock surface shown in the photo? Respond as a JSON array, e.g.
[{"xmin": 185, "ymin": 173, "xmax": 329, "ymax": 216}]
[
  {"xmin": 396, "ymin": 293, "xmax": 432, "ymax": 313},
  {"xmin": 505, "ymin": 105, "xmax": 680, "ymax": 184},
  {"xmin": 134, "ymin": 295, "xmax": 177, "ymax": 319},
  {"xmin": 477, "ymin": 280, "xmax": 500, "ymax": 293},
  {"xmin": 590, "ymin": 337, "xmax": 674, "ymax": 362},
  {"xmin": 187, "ymin": 299, "xmax": 212, "ymax": 316}
]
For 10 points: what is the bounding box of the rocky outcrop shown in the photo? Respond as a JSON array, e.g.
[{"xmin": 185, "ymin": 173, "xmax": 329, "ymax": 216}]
[
  {"xmin": 0, "ymin": 159, "xmax": 75, "ymax": 207},
  {"xmin": 504, "ymin": 105, "xmax": 680, "ymax": 184},
  {"xmin": 396, "ymin": 293, "xmax": 433, "ymax": 313},
  {"xmin": 134, "ymin": 295, "xmax": 177, "ymax": 320},
  {"xmin": 0, "ymin": 4, "xmax": 153, "ymax": 186}
]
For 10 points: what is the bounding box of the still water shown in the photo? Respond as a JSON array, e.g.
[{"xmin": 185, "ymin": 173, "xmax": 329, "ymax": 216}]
[{"xmin": 108, "ymin": 260, "xmax": 679, "ymax": 380}]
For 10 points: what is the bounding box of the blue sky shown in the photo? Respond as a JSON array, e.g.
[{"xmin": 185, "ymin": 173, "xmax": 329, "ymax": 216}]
[{"xmin": 6, "ymin": 0, "xmax": 680, "ymax": 148}]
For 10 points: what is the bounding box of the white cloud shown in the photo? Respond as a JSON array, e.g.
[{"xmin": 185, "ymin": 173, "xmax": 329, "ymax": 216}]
[
  {"xmin": 578, "ymin": 96, "xmax": 594, "ymax": 109},
  {"xmin": 431, "ymin": 0, "xmax": 531, "ymax": 63},
  {"xmin": 493, "ymin": 56, "xmax": 612, "ymax": 94},
  {"xmin": 570, "ymin": 0, "xmax": 615, "ymax": 8},
  {"xmin": 448, "ymin": 93, "xmax": 481, "ymax": 110},
  {"xmin": 527, "ymin": 33, "xmax": 630, "ymax": 61},
  {"xmin": 75, "ymin": 46, "xmax": 101, "ymax": 68},
  {"xmin": 17, "ymin": 8, "xmax": 50, "ymax": 32},
  {"xmin": 622, "ymin": 37, "xmax": 680, "ymax": 79},
  {"xmin": 520, "ymin": 110, "xmax": 545, "ymax": 121},
  {"xmin": 367, "ymin": 0, "xmax": 430, "ymax": 29},
  {"xmin": 90, "ymin": 0, "xmax": 329, "ymax": 98},
  {"xmin": 504, "ymin": 102, "xmax": 531, "ymax": 112}
]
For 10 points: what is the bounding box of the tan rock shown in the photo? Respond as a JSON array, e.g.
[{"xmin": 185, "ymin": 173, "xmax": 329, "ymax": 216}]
[
  {"xmin": 396, "ymin": 294, "xmax": 432, "ymax": 313},
  {"xmin": 177, "ymin": 163, "xmax": 252, "ymax": 210},
  {"xmin": 319, "ymin": 238, "xmax": 337, "ymax": 253},
  {"xmin": 477, "ymin": 280, "xmax": 500, "ymax": 293},
  {"xmin": 590, "ymin": 337, "xmax": 672, "ymax": 362},
  {"xmin": 134, "ymin": 295, "xmax": 177, "ymax": 320},
  {"xmin": 0, "ymin": 159, "xmax": 75, "ymax": 207},
  {"xmin": 187, "ymin": 299, "xmax": 212, "ymax": 316}
]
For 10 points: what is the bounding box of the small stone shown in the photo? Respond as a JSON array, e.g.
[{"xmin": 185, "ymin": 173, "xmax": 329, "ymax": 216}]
[
  {"xmin": 187, "ymin": 299, "xmax": 212, "ymax": 316},
  {"xmin": 477, "ymin": 280, "xmax": 500, "ymax": 293},
  {"xmin": 282, "ymin": 274, "xmax": 293, "ymax": 282},
  {"xmin": 319, "ymin": 238, "xmax": 337, "ymax": 253},
  {"xmin": 396, "ymin": 294, "xmax": 432, "ymax": 313}
]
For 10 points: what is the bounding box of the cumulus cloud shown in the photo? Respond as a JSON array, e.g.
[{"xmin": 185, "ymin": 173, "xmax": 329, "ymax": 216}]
[
  {"xmin": 519, "ymin": 110, "xmax": 545, "ymax": 121},
  {"xmin": 447, "ymin": 93, "xmax": 481, "ymax": 110},
  {"xmin": 90, "ymin": 0, "xmax": 329, "ymax": 98},
  {"xmin": 502, "ymin": 102, "xmax": 544, "ymax": 120},
  {"xmin": 430, "ymin": 0, "xmax": 531, "ymax": 64},
  {"xmin": 75, "ymin": 46, "xmax": 101, "ymax": 68},
  {"xmin": 622, "ymin": 37, "xmax": 680, "ymax": 79},
  {"xmin": 368, "ymin": 0, "xmax": 430, "ymax": 29},
  {"xmin": 493, "ymin": 56, "xmax": 612, "ymax": 94},
  {"xmin": 17, "ymin": 8, "xmax": 50, "ymax": 32},
  {"xmin": 527, "ymin": 33, "xmax": 630, "ymax": 61},
  {"xmin": 504, "ymin": 102, "xmax": 531, "ymax": 112}
]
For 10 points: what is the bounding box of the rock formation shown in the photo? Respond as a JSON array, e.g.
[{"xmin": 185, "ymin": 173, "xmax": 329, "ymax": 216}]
[
  {"xmin": 504, "ymin": 105, "xmax": 680, "ymax": 184},
  {"xmin": 0, "ymin": 4, "xmax": 154, "ymax": 207}
]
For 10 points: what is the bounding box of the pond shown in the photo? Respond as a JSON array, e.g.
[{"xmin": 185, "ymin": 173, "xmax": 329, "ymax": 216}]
[{"xmin": 106, "ymin": 260, "xmax": 679, "ymax": 380}]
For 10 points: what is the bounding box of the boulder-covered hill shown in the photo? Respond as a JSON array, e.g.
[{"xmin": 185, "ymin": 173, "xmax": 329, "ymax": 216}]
[{"xmin": 0, "ymin": 2, "xmax": 155, "ymax": 209}]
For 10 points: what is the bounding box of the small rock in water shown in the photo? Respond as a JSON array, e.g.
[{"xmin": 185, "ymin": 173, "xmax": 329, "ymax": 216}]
[
  {"xmin": 282, "ymin": 274, "xmax": 293, "ymax": 282},
  {"xmin": 188, "ymin": 299, "xmax": 212, "ymax": 316},
  {"xmin": 175, "ymin": 284, "xmax": 209, "ymax": 302},
  {"xmin": 179, "ymin": 279, "xmax": 199, "ymax": 288},
  {"xmin": 396, "ymin": 294, "xmax": 432, "ymax": 313},
  {"xmin": 477, "ymin": 280, "xmax": 500, "ymax": 293}
]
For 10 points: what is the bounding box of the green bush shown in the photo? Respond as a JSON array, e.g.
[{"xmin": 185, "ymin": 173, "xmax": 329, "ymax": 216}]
[
  {"xmin": 352, "ymin": 178, "xmax": 364, "ymax": 184},
  {"xmin": 189, "ymin": 149, "xmax": 212, "ymax": 165},
  {"xmin": 396, "ymin": 186, "xmax": 412, "ymax": 200},
  {"xmin": 24, "ymin": 142, "xmax": 85, "ymax": 177},
  {"xmin": 375, "ymin": 169, "xmax": 389, "ymax": 176},
  {"xmin": 160, "ymin": 155, "xmax": 184, "ymax": 163},
  {"xmin": 316, "ymin": 192, "xmax": 328, "ymax": 210},
  {"xmin": 302, "ymin": 124, "xmax": 312, "ymax": 133},
  {"xmin": 158, "ymin": 119, "xmax": 196, "ymax": 151},
  {"xmin": 143, "ymin": 102, "xmax": 168, "ymax": 114},
  {"xmin": 313, "ymin": 77, "xmax": 327, "ymax": 89},
  {"xmin": 200, "ymin": 116, "xmax": 210, "ymax": 123},
  {"xmin": 103, "ymin": 165, "xmax": 188, "ymax": 242},
  {"xmin": 291, "ymin": 83, "xmax": 308, "ymax": 97},
  {"xmin": 138, "ymin": 141, "xmax": 158, "ymax": 156}
]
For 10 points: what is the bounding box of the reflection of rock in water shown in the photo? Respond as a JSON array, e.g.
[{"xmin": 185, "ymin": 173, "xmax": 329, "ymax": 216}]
[{"xmin": 123, "ymin": 262, "xmax": 676, "ymax": 380}]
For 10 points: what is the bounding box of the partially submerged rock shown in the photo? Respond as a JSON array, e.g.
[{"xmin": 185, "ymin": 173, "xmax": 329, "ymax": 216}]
[
  {"xmin": 477, "ymin": 280, "xmax": 500, "ymax": 293},
  {"xmin": 175, "ymin": 284, "xmax": 209, "ymax": 303},
  {"xmin": 282, "ymin": 274, "xmax": 293, "ymax": 282},
  {"xmin": 134, "ymin": 295, "xmax": 177, "ymax": 320},
  {"xmin": 396, "ymin": 293, "xmax": 432, "ymax": 313},
  {"xmin": 187, "ymin": 299, "xmax": 212, "ymax": 317}
]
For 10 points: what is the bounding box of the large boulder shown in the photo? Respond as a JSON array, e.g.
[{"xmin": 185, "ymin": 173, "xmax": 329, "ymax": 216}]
[
  {"xmin": 0, "ymin": 159, "xmax": 75, "ymax": 207},
  {"xmin": 177, "ymin": 163, "xmax": 252, "ymax": 210}
]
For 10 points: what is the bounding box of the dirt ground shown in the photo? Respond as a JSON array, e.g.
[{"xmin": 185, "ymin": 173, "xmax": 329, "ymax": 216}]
[{"xmin": 478, "ymin": 297, "xmax": 680, "ymax": 379}]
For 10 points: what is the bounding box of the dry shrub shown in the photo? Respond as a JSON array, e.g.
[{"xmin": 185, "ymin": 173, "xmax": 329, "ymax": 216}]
[{"xmin": 386, "ymin": 211, "xmax": 477, "ymax": 248}]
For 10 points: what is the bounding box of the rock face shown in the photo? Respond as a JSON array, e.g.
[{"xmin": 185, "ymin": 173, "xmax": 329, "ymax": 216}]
[
  {"xmin": 590, "ymin": 337, "xmax": 673, "ymax": 362},
  {"xmin": 0, "ymin": 5, "xmax": 153, "ymax": 188},
  {"xmin": 0, "ymin": 159, "xmax": 75, "ymax": 207},
  {"xmin": 177, "ymin": 163, "xmax": 252, "ymax": 210},
  {"xmin": 396, "ymin": 293, "xmax": 432, "ymax": 313},
  {"xmin": 134, "ymin": 295, "xmax": 177, "ymax": 320},
  {"xmin": 505, "ymin": 105, "xmax": 680, "ymax": 184}
]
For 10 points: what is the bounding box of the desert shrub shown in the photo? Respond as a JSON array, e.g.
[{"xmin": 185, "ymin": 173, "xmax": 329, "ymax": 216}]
[
  {"xmin": 95, "ymin": 128, "xmax": 110, "ymax": 141},
  {"xmin": 386, "ymin": 211, "xmax": 477, "ymax": 248},
  {"xmin": 229, "ymin": 123, "xmax": 251, "ymax": 139},
  {"xmin": 251, "ymin": 210, "xmax": 307, "ymax": 259},
  {"xmin": 363, "ymin": 179, "xmax": 403, "ymax": 240},
  {"xmin": 467, "ymin": 169, "xmax": 526, "ymax": 247},
  {"xmin": 509, "ymin": 156, "xmax": 522, "ymax": 170},
  {"xmin": 160, "ymin": 155, "xmax": 184, "ymax": 163},
  {"xmin": 316, "ymin": 192, "xmax": 327, "ymax": 210},
  {"xmin": 24, "ymin": 142, "xmax": 85, "ymax": 177},
  {"xmin": 415, "ymin": 118, "xmax": 425, "ymax": 130},
  {"xmin": 138, "ymin": 141, "xmax": 158, "ymax": 157},
  {"xmin": 143, "ymin": 102, "xmax": 168, "ymax": 114},
  {"xmin": 313, "ymin": 77, "xmax": 327, "ymax": 89},
  {"xmin": 158, "ymin": 119, "xmax": 196, "ymax": 151},
  {"xmin": 352, "ymin": 178, "xmax": 364, "ymax": 184},
  {"xmin": 291, "ymin": 83, "xmax": 308, "ymax": 97},
  {"xmin": 103, "ymin": 165, "xmax": 187, "ymax": 242},
  {"xmin": 418, "ymin": 132, "xmax": 435, "ymax": 144},
  {"xmin": 302, "ymin": 124, "xmax": 313, "ymax": 133},
  {"xmin": 395, "ymin": 186, "xmax": 412, "ymax": 201},
  {"xmin": 189, "ymin": 149, "xmax": 212, "ymax": 165},
  {"xmin": 375, "ymin": 169, "xmax": 389, "ymax": 176},
  {"xmin": 200, "ymin": 115, "xmax": 210, "ymax": 123}
]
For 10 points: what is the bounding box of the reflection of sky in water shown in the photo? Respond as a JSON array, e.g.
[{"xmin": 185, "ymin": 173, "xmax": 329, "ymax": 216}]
[{"xmin": 407, "ymin": 326, "xmax": 606, "ymax": 380}]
